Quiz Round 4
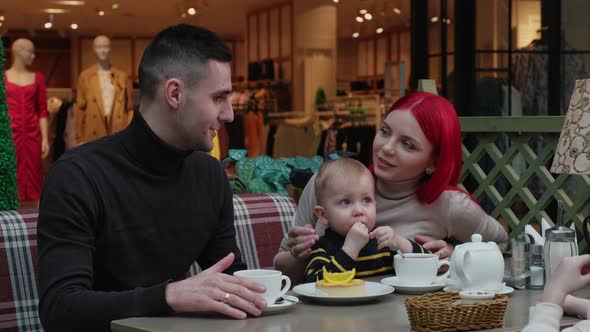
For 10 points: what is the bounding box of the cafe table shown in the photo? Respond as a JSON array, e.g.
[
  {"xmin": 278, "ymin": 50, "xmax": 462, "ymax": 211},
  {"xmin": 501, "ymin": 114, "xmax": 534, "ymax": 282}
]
[{"xmin": 111, "ymin": 278, "xmax": 590, "ymax": 332}]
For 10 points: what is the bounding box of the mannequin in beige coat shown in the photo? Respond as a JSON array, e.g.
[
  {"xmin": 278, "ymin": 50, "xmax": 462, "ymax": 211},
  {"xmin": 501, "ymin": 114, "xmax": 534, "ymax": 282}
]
[{"xmin": 75, "ymin": 35, "xmax": 133, "ymax": 145}]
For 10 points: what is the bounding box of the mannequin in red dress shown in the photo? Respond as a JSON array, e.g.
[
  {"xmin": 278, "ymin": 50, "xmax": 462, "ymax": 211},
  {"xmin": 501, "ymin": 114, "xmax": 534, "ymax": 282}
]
[{"xmin": 5, "ymin": 38, "xmax": 49, "ymax": 205}]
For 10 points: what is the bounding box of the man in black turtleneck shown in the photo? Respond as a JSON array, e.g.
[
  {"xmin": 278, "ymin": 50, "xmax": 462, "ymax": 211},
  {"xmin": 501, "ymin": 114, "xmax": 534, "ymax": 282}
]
[{"xmin": 37, "ymin": 25, "xmax": 267, "ymax": 332}]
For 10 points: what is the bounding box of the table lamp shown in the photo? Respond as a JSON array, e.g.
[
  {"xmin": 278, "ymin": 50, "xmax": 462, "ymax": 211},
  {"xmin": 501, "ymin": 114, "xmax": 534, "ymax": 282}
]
[{"xmin": 547, "ymin": 79, "xmax": 590, "ymax": 277}]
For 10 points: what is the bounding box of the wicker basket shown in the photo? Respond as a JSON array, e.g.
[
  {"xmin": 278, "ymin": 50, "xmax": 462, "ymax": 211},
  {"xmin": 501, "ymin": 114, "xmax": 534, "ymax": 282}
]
[{"xmin": 405, "ymin": 292, "xmax": 508, "ymax": 332}]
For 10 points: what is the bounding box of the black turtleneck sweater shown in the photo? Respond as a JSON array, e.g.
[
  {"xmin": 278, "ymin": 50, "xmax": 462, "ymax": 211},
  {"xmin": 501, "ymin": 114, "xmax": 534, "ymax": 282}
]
[{"xmin": 38, "ymin": 111, "xmax": 245, "ymax": 332}]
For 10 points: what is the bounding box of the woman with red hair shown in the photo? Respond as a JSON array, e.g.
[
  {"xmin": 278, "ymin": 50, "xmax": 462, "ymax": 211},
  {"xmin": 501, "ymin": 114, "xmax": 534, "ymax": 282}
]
[{"xmin": 274, "ymin": 92, "xmax": 508, "ymax": 284}]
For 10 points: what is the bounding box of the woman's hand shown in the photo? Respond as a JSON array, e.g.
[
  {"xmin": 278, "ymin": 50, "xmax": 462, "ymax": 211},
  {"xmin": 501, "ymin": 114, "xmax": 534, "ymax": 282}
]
[
  {"xmin": 543, "ymin": 255, "xmax": 590, "ymax": 307},
  {"xmin": 413, "ymin": 235, "xmax": 454, "ymax": 259},
  {"xmin": 286, "ymin": 224, "xmax": 319, "ymax": 261}
]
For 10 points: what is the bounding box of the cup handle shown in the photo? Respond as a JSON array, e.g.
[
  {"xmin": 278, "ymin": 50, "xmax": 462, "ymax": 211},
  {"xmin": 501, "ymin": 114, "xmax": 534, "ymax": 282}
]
[
  {"xmin": 277, "ymin": 275, "xmax": 291, "ymax": 299},
  {"xmin": 436, "ymin": 260, "xmax": 451, "ymax": 279}
]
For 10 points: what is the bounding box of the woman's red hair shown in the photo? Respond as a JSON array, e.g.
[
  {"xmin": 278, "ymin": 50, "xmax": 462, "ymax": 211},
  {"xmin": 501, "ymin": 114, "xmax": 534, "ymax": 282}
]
[{"xmin": 385, "ymin": 92, "xmax": 475, "ymax": 204}]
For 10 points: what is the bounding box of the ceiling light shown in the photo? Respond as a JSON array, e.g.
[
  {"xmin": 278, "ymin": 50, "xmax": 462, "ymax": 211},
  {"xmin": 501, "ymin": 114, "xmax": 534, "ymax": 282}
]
[
  {"xmin": 111, "ymin": 3, "xmax": 119, "ymax": 9},
  {"xmin": 180, "ymin": 12, "xmax": 187, "ymax": 18},
  {"xmin": 98, "ymin": 10, "xmax": 105, "ymax": 16},
  {"xmin": 352, "ymin": 32, "xmax": 359, "ymax": 38},
  {"xmin": 444, "ymin": 18, "xmax": 452, "ymax": 24},
  {"xmin": 44, "ymin": 22, "xmax": 53, "ymax": 29},
  {"xmin": 376, "ymin": 27, "xmax": 384, "ymax": 34},
  {"xmin": 53, "ymin": 0, "xmax": 85, "ymax": 5},
  {"xmin": 364, "ymin": 13, "xmax": 373, "ymax": 20},
  {"xmin": 332, "ymin": 0, "xmax": 339, "ymax": 3},
  {"xmin": 187, "ymin": 7, "xmax": 197, "ymax": 15},
  {"xmin": 360, "ymin": 9, "xmax": 367, "ymax": 15},
  {"xmin": 43, "ymin": 8, "xmax": 68, "ymax": 14},
  {"xmin": 431, "ymin": 16, "xmax": 439, "ymax": 22},
  {"xmin": 0, "ymin": 16, "xmax": 5, "ymax": 21},
  {"xmin": 355, "ymin": 16, "xmax": 364, "ymax": 23},
  {"xmin": 70, "ymin": 23, "xmax": 78, "ymax": 29},
  {"xmin": 393, "ymin": 8, "xmax": 401, "ymax": 15}
]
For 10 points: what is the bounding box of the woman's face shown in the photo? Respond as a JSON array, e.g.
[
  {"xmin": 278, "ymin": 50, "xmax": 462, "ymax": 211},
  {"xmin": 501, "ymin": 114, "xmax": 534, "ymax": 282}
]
[{"xmin": 372, "ymin": 110, "xmax": 436, "ymax": 182}]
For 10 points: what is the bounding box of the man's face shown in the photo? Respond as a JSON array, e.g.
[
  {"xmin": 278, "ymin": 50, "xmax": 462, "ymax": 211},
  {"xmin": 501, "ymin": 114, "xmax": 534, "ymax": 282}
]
[
  {"xmin": 175, "ymin": 60, "xmax": 234, "ymax": 151},
  {"xmin": 93, "ymin": 36, "xmax": 111, "ymax": 62}
]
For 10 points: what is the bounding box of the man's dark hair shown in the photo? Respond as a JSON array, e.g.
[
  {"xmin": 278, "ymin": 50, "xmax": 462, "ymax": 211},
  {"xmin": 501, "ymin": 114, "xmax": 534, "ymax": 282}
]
[{"xmin": 138, "ymin": 24, "xmax": 232, "ymax": 101}]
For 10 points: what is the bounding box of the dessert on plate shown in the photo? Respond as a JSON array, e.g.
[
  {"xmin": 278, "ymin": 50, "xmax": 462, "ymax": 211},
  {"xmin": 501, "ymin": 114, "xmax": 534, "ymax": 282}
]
[{"xmin": 315, "ymin": 267, "xmax": 366, "ymax": 296}]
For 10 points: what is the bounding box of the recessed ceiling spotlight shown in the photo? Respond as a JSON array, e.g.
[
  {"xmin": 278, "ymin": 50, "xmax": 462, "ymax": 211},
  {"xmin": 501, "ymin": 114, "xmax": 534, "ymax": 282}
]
[
  {"xmin": 98, "ymin": 10, "xmax": 105, "ymax": 16},
  {"xmin": 44, "ymin": 22, "xmax": 53, "ymax": 29},
  {"xmin": 332, "ymin": 0, "xmax": 339, "ymax": 3},
  {"xmin": 393, "ymin": 8, "xmax": 401, "ymax": 15},
  {"xmin": 355, "ymin": 16, "xmax": 364, "ymax": 23},
  {"xmin": 53, "ymin": 0, "xmax": 85, "ymax": 5},
  {"xmin": 359, "ymin": 9, "xmax": 367, "ymax": 15},
  {"xmin": 352, "ymin": 32, "xmax": 359, "ymax": 38},
  {"xmin": 70, "ymin": 23, "xmax": 78, "ymax": 29},
  {"xmin": 112, "ymin": 3, "xmax": 119, "ymax": 9},
  {"xmin": 364, "ymin": 13, "xmax": 373, "ymax": 20},
  {"xmin": 431, "ymin": 16, "xmax": 439, "ymax": 22},
  {"xmin": 187, "ymin": 7, "xmax": 196, "ymax": 15},
  {"xmin": 376, "ymin": 27, "xmax": 384, "ymax": 34},
  {"xmin": 0, "ymin": 16, "xmax": 5, "ymax": 21},
  {"xmin": 43, "ymin": 8, "xmax": 68, "ymax": 14}
]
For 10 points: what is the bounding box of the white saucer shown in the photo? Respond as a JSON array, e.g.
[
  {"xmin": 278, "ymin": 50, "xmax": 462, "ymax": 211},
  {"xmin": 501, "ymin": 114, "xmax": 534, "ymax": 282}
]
[
  {"xmin": 380, "ymin": 276, "xmax": 446, "ymax": 294},
  {"xmin": 262, "ymin": 295, "xmax": 299, "ymax": 314},
  {"xmin": 443, "ymin": 286, "xmax": 515, "ymax": 295},
  {"xmin": 292, "ymin": 281, "xmax": 394, "ymax": 303}
]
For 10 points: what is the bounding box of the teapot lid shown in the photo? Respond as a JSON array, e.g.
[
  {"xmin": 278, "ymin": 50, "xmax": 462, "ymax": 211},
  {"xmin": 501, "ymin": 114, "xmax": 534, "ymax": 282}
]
[{"xmin": 463, "ymin": 233, "xmax": 497, "ymax": 249}]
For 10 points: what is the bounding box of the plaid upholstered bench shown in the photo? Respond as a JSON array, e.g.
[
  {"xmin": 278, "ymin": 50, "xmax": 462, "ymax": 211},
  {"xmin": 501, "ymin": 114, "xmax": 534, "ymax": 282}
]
[{"xmin": 0, "ymin": 193, "xmax": 296, "ymax": 332}]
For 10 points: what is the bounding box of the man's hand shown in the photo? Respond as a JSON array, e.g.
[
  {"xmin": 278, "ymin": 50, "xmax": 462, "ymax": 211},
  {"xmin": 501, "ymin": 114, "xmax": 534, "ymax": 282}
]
[
  {"xmin": 165, "ymin": 252, "xmax": 267, "ymax": 319},
  {"xmin": 414, "ymin": 234, "xmax": 454, "ymax": 259},
  {"xmin": 286, "ymin": 224, "xmax": 319, "ymax": 261}
]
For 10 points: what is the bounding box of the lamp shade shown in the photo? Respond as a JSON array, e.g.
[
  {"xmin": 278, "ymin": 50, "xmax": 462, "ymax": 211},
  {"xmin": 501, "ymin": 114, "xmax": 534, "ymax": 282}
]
[{"xmin": 551, "ymin": 79, "xmax": 590, "ymax": 174}]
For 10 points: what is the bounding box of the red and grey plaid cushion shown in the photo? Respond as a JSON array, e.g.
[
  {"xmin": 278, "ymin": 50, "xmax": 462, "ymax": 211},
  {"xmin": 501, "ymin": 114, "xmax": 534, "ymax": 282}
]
[
  {"xmin": 189, "ymin": 193, "xmax": 297, "ymax": 275},
  {"xmin": 0, "ymin": 210, "xmax": 42, "ymax": 332}
]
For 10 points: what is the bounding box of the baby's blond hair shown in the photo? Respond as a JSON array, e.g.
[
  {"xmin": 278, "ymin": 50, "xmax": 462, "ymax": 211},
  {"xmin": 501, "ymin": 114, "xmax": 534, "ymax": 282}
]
[{"xmin": 314, "ymin": 158, "xmax": 374, "ymax": 205}]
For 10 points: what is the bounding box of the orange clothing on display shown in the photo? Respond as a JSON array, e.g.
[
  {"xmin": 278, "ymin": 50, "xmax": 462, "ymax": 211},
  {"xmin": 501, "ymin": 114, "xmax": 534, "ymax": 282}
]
[{"xmin": 5, "ymin": 72, "xmax": 49, "ymax": 200}]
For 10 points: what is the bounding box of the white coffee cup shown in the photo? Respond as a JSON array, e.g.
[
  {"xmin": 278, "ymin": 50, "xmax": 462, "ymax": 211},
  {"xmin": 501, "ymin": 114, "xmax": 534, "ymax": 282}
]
[
  {"xmin": 233, "ymin": 269, "xmax": 291, "ymax": 304},
  {"xmin": 394, "ymin": 253, "xmax": 451, "ymax": 285}
]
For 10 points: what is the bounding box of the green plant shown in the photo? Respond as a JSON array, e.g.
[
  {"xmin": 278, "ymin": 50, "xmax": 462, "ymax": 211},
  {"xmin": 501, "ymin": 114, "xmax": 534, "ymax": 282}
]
[{"xmin": 0, "ymin": 35, "xmax": 19, "ymax": 210}]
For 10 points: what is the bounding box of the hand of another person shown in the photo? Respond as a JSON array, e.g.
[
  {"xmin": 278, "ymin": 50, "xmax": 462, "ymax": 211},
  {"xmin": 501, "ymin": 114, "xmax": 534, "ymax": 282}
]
[
  {"xmin": 165, "ymin": 252, "xmax": 267, "ymax": 319},
  {"xmin": 42, "ymin": 138, "xmax": 50, "ymax": 159},
  {"xmin": 370, "ymin": 226, "xmax": 396, "ymax": 250},
  {"xmin": 343, "ymin": 222, "xmax": 370, "ymax": 255},
  {"xmin": 286, "ymin": 224, "xmax": 319, "ymax": 261},
  {"xmin": 414, "ymin": 234, "xmax": 454, "ymax": 260},
  {"xmin": 543, "ymin": 255, "xmax": 590, "ymax": 307}
]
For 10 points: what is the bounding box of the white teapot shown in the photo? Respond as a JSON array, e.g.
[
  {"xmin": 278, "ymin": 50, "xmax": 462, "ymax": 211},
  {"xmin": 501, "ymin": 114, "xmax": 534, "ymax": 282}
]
[{"xmin": 449, "ymin": 234, "xmax": 505, "ymax": 291}]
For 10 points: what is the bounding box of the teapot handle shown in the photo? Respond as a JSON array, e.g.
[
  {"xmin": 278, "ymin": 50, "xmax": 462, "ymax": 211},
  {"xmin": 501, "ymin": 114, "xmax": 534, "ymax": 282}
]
[{"xmin": 454, "ymin": 248, "xmax": 471, "ymax": 286}]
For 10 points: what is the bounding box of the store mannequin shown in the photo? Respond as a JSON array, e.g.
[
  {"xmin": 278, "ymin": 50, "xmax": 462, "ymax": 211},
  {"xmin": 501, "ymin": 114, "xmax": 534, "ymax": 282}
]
[
  {"xmin": 75, "ymin": 35, "xmax": 133, "ymax": 145},
  {"xmin": 4, "ymin": 38, "xmax": 49, "ymax": 204}
]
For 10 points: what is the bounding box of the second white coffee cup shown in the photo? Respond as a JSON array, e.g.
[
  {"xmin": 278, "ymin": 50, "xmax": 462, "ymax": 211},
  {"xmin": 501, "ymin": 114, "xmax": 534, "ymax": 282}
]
[
  {"xmin": 233, "ymin": 269, "xmax": 291, "ymax": 304},
  {"xmin": 394, "ymin": 253, "xmax": 450, "ymax": 285}
]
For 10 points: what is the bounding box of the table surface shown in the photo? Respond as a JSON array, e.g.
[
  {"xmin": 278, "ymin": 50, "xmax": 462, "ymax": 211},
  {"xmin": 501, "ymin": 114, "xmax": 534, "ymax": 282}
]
[{"xmin": 111, "ymin": 279, "xmax": 590, "ymax": 332}]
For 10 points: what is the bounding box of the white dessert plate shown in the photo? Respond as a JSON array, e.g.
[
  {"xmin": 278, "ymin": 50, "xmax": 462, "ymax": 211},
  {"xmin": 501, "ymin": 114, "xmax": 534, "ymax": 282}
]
[
  {"xmin": 292, "ymin": 281, "xmax": 394, "ymax": 303},
  {"xmin": 380, "ymin": 276, "xmax": 446, "ymax": 294},
  {"xmin": 262, "ymin": 295, "xmax": 299, "ymax": 314},
  {"xmin": 443, "ymin": 285, "xmax": 515, "ymax": 295}
]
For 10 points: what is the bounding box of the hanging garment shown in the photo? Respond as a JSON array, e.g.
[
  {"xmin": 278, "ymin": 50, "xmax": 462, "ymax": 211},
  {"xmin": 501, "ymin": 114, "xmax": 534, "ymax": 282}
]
[
  {"xmin": 75, "ymin": 65, "xmax": 134, "ymax": 144},
  {"xmin": 513, "ymin": 42, "xmax": 587, "ymax": 115},
  {"xmin": 5, "ymin": 72, "xmax": 49, "ymax": 201}
]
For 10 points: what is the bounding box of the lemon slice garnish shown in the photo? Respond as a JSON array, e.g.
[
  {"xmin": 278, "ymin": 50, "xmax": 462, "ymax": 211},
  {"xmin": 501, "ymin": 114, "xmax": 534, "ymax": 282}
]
[{"xmin": 322, "ymin": 266, "xmax": 356, "ymax": 284}]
